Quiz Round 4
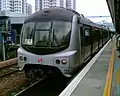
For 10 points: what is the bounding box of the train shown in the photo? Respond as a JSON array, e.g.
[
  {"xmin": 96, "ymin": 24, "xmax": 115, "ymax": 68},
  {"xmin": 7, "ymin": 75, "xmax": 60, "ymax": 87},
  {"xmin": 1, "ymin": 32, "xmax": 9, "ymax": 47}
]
[{"xmin": 17, "ymin": 7, "xmax": 114, "ymax": 80}]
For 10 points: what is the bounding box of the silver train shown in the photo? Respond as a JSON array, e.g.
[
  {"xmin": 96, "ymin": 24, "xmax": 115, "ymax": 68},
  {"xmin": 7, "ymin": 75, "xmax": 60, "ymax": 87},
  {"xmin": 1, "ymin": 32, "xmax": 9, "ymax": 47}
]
[{"xmin": 17, "ymin": 7, "xmax": 113, "ymax": 79}]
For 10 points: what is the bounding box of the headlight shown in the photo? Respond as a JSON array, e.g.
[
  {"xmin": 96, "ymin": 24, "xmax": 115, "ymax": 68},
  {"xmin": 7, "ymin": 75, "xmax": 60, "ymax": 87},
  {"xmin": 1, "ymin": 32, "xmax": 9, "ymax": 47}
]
[
  {"xmin": 54, "ymin": 57, "xmax": 69, "ymax": 65},
  {"xmin": 55, "ymin": 59, "xmax": 60, "ymax": 64},
  {"xmin": 19, "ymin": 56, "xmax": 27, "ymax": 62},
  {"xmin": 61, "ymin": 59, "xmax": 67, "ymax": 65},
  {"xmin": 24, "ymin": 57, "xmax": 27, "ymax": 61},
  {"xmin": 19, "ymin": 56, "xmax": 23, "ymax": 61}
]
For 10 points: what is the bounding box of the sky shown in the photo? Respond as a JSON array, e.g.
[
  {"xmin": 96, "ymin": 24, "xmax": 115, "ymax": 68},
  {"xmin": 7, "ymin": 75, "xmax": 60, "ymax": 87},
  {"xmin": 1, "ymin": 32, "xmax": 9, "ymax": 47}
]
[
  {"xmin": 27, "ymin": 0, "xmax": 112, "ymax": 23},
  {"xmin": 76, "ymin": 0, "xmax": 110, "ymax": 16}
]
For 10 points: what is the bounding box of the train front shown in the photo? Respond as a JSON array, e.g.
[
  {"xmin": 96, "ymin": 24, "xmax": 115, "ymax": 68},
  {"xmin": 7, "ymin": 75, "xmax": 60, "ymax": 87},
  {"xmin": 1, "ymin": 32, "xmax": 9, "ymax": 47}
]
[{"xmin": 17, "ymin": 8, "xmax": 79, "ymax": 78}]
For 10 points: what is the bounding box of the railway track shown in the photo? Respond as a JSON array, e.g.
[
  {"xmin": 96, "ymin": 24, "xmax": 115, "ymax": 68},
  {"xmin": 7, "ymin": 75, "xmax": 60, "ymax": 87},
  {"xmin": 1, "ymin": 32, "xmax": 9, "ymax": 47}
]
[
  {"xmin": 0, "ymin": 58, "xmax": 17, "ymax": 68},
  {"xmin": 14, "ymin": 76, "xmax": 46, "ymax": 96},
  {"xmin": 11, "ymin": 75, "xmax": 71, "ymax": 96},
  {"xmin": 0, "ymin": 64, "xmax": 18, "ymax": 78}
]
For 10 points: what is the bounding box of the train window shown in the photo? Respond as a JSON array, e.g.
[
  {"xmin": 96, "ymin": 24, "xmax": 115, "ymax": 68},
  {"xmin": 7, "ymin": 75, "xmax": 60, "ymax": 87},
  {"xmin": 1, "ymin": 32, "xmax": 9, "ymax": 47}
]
[
  {"xmin": 34, "ymin": 30, "xmax": 49, "ymax": 46},
  {"xmin": 34, "ymin": 22, "xmax": 51, "ymax": 46},
  {"xmin": 51, "ymin": 21, "xmax": 71, "ymax": 46},
  {"xmin": 21, "ymin": 21, "xmax": 71, "ymax": 49},
  {"xmin": 80, "ymin": 27, "xmax": 84, "ymax": 37},
  {"xmin": 84, "ymin": 28, "xmax": 91, "ymax": 46},
  {"xmin": 21, "ymin": 22, "xmax": 35, "ymax": 45},
  {"xmin": 77, "ymin": 18, "xmax": 80, "ymax": 24},
  {"xmin": 85, "ymin": 29, "xmax": 90, "ymax": 36},
  {"xmin": 80, "ymin": 27, "xmax": 85, "ymax": 46},
  {"xmin": 35, "ymin": 22, "xmax": 51, "ymax": 29},
  {"xmin": 91, "ymin": 28, "xmax": 99, "ymax": 43}
]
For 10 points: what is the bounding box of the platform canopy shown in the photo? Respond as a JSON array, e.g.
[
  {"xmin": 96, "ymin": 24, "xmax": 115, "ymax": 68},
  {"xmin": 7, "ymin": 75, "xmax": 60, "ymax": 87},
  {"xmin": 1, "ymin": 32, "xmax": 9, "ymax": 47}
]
[
  {"xmin": 106, "ymin": 0, "xmax": 120, "ymax": 33},
  {"xmin": 0, "ymin": 10, "xmax": 28, "ymax": 24}
]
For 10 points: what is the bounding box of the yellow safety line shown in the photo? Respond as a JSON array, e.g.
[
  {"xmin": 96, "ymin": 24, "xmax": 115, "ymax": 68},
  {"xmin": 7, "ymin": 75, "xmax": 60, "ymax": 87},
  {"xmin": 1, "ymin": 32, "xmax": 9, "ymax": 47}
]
[{"xmin": 103, "ymin": 48, "xmax": 114, "ymax": 96}]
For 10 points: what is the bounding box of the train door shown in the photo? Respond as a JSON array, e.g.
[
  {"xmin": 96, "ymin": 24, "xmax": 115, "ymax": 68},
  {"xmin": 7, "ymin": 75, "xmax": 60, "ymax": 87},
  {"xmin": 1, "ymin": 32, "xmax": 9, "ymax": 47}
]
[
  {"xmin": 99, "ymin": 29, "xmax": 103, "ymax": 48},
  {"xmin": 84, "ymin": 26, "xmax": 91, "ymax": 60},
  {"xmin": 80, "ymin": 25, "xmax": 85, "ymax": 63},
  {"xmin": 102, "ymin": 29, "xmax": 104, "ymax": 45},
  {"xmin": 77, "ymin": 18, "xmax": 81, "ymax": 64}
]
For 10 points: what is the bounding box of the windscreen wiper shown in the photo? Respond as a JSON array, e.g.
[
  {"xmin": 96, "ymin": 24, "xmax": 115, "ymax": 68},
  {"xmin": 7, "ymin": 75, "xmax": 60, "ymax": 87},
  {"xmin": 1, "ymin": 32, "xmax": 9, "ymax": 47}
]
[{"xmin": 22, "ymin": 44, "xmax": 31, "ymax": 52}]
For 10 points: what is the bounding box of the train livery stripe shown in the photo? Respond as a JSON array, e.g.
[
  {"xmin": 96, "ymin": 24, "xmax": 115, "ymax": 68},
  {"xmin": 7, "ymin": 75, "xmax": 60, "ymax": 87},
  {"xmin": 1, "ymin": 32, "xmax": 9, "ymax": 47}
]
[
  {"xmin": 59, "ymin": 39, "xmax": 111, "ymax": 96},
  {"xmin": 103, "ymin": 48, "xmax": 114, "ymax": 96}
]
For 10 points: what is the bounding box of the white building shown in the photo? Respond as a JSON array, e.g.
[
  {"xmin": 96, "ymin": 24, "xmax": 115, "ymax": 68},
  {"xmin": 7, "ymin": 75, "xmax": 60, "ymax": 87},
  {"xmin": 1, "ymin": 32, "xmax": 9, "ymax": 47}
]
[
  {"xmin": 66, "ymin": 0, "xmax": 76, "ymax": 10},
  {"xmin": 59, "ymin": 0, "xmax": 65, "ymax": 7},
  {"xmin": 73, "ymin": 0, "xmax": 76, "ymax": 10},
  {"xmin": 35, "ymin": 0, "xmax": 42, "ymax": 11},
  {"xmin": 22, "ymin": 0, "xmax": 27, "ymax": 14},
  {"xmin": 35, "ymin": 0, "xmax": 76, "ymax": 12},
  {"xmin": 10, "ymin": 0, "xmax": 22, "ymax": 13},
  {"xmin": 35, "ymin": 0, "xmax": 65, "ymax": 12},
  {"xmin": 0, "ymin": 0, "xmax": 31, "ymax": 14},
  {"xmin": 26, "ymin": 3, "xmax": 32, "ymax": 15},
  {"xmin": 0, "ymin": 0, "xmax": 10, "ymax": 11}
]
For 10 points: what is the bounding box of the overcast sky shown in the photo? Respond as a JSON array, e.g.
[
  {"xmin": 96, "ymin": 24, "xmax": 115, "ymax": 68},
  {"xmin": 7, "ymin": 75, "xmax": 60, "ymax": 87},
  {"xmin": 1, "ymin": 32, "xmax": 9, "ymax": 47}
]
[{"xmin": 27, "ymin": 0, "xmax": 111, "ymax": 22}]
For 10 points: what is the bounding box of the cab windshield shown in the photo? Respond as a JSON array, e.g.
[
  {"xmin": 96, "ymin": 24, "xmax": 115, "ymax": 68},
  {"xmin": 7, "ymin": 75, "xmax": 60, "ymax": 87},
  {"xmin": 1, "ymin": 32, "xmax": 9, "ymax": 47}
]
[
  {"xmin": 21, "ymin": 21, "xmax": 71, "ymax": 54},
  {"xmin": 22, "ymin": 21, "xmax": 71, "ymax": 47}
]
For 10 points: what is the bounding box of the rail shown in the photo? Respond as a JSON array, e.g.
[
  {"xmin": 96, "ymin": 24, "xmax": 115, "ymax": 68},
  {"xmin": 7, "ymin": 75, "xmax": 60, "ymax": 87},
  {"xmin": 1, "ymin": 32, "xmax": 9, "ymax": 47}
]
[{"xmin": 0, "ymin": 58, "xmax": 17, "ymax": 68}]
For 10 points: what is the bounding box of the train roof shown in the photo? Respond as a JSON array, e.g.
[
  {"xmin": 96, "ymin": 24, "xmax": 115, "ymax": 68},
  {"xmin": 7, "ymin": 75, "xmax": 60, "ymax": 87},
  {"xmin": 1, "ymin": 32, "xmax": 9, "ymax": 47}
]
[
  {"xmin": 24, "ymin": 7, "xmax": 99, "ymax": 28},
  {"xmin": 24, "ymin": 7, "xmax": 109, "ymax": 31},
  {"xmin": 79, "ymin": 16, "xmax": 108, "ymax": 30},
  {"xmin": 24, "ymin": 7, "xmax": 80, "ymax": 23}
]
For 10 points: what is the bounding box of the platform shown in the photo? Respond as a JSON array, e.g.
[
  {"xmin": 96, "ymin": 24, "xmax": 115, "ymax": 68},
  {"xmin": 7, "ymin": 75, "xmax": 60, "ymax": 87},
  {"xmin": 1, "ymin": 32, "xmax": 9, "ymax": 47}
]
[{"xmin": 59, "ymin": 36, "xmax": 119, "ymax": 96}]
